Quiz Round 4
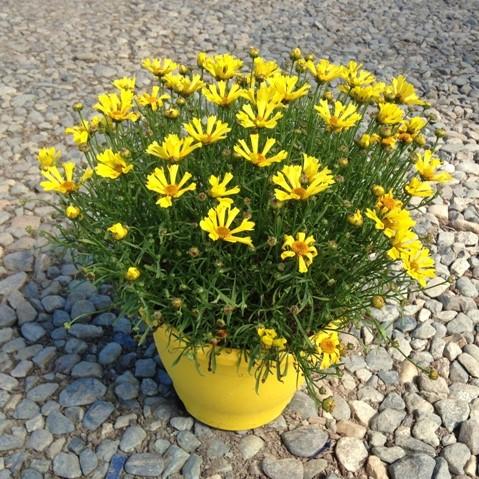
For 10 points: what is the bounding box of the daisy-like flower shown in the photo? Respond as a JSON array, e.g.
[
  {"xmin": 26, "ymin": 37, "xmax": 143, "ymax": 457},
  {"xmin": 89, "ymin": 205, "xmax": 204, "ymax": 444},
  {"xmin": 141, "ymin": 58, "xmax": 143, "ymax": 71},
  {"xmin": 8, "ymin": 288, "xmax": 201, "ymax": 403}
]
[
  {"xmin": 199, "ymin": 204, "xmax": 254, "ymax": 246},
  {"xmin": 387, "ymin": 75, "xmax": 427, "ymax": 106},
  {"xmin": 146, "ymin": 164, "xmax": 196, "ymax": 208},
  {"xmin": 183, "ymin": 116, "xmax": 231, "ymax": 145},
  {"xmin": 203, "ymin": 53, "xmax": 243, "ymax": 80},
  {"xmin": 142, "ymin": 57, "xmax": 178, "ymax": 77},
  {"xmin": 311, "ymin": 329, "xmax": 341, "ymax": 369},
  {"xmin": 315, "ymin": 99, "xmax": 362, "ymax": 132},
  {"xmin": 94, "ymin": 90, "xmax": 139, "ymax": 122},
  {"xmin": 236, "ymin": 86, "xmax": 283, "ymax": 129},
  {"xmin": 65, "ymin": 120, "xmax": 91, "ymax": 146},
  {"xmin": 281, "ymin": 232, "xmax": 318, "ymax": 273},
  {"xmin": 107, "ymin": 223, "xmax": 128, "ymax": 240},
  {"xmin": 347, "ymin": 209, "xmax": 363, "ymax": 226},
  {"xmin": 125, "ymin": 266, "xmax": 141, "ymax": 281},
  {"xmin": 40, "ymin": 162, "xmax": 81, "ymax": 194},
  {"xmin": 399, "ymin": 117, "xmax": 428, "ymax": 136},
  {"xmin": 305, "ymin": 58, "xmax": 344, "ymax": 83},
  {"xmin": 136, "ymin": 86, "xmax": 170, "ymax": 111},
  {"xmin": 37, "ymin": 147, "xmax": 61, "ymax": 170},
  {"xmin": 414, "ymin": 150, "xmax": 452, "ymax": 183},
  {"xmin": 65, "ymin": 205, "xmax": 80, "ymax": 220},
  {"xmin": 253, "ymin": 57, "xmax": 279, "ymax": 81},
  {"xmin": 375, "ymin": 191, "xmax": 403, "ymax": 213},
  {"xmin": 405, "ymin": 177, "xmax": 434, "ymax": 197},
  {"xmin": 365, "ymin": 207, "xmax": 415, "ymax": 239},
  {"xmin": 348, "ymin": 83, "xmax": 386, "ymax": 104},
  {"xmin": 113, "ymin": 77, "xmax": 136, "ymax": 91},
  {"xmin": 207, "ymin": 172, "xmax": 240, "ymax": 205},
  {"xmin": 95, "ymin": 149, "xmax": 133, "ymax": 179},
  {"xmin": 376, "ymin": 103, "xmax": 404, "ymax": 125},
  {"xmin": 233, "ymin": 134, "xmax": 287, "ymax": 167},
  {"xmin": 202, "ymin": 81, "xmax": 245, "ymax": 107},
  {"xmin": 266, "ymin": 74, "xmax": 310, "ymax": 103},
  {"xmin": 257, "ymin": 327, "xmax": 287, "ymax": 349},
  {"xmin": 401, "ymin": 246, "xmax": 436, "ymax": 287},
  {"xmin": 272, "ymin": 159, "xmax": 335, "ymax": 202},
  {"xmin": 146, "ymin": 134, "xmax": 200, "ymax": 161},
  {"xmin": 163, "ymin": 74, "xmax": 205, "ymax": 97},
  {"xmin": 341, "ymin": 60, "xmax": 375, "ymax": 88},
  {"xmin": 357, "ymin": 133, "xmax": 381, "ymax": 149},
  {"xmin": 387, "ymin": 230, "xmax": 421, "ymax": 261}
]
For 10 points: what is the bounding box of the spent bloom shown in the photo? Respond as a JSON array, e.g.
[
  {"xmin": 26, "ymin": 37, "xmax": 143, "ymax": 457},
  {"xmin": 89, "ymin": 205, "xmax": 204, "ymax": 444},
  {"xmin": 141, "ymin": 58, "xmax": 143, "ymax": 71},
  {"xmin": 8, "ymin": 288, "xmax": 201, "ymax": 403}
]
[{"xmin": 281, "ymin": 232, "xmax": 318, "ymax": 273}]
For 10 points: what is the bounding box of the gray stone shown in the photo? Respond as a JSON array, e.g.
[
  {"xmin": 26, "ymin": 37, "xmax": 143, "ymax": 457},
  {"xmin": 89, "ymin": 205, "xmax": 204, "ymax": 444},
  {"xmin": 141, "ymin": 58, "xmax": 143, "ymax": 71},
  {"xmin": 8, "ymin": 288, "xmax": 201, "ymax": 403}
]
[
  {"xmin": 3, "ymin": 251, "xmax": 34, "ymax": 272},
  {"xmin": 69, "ymin": 323, "xmax": 103, "ymax": 339},
  {"xmin": 176, "ymin": 431, "xmax": 201, "ymax": 452},
  {"xmin": 114, "ymin": 381, "xmax": 139, "ymax": 400},
  {"xmin": 441, "ymin": 443, "xmax": 471, "ymax": 474},
  {"xmin": 303, "ymin": 459, "xmax": 328, "ymax": 479},
  {"xmin": 370, "ymin": 409, "xmax": 406, "ymax": 434},
  {"xmin": 170, "ymin": 416, "xmax": 194, "ymax": 431},
  {"xmin": 119, "ymin": 425, "xmax": 146, "ymax": 452},
  {"xmin": 412, "ymin": 418, "xmax": 440, "ymax": 447},
  {"xmin": 124, "ymin": 453, "xmax": 164, "ymax": 477},
  {"xmin": 0, "ymin": 372, "xmax": 19, "ymax": 391},
  {"xmin": 447, "ymin": 313, "xmax": 473, "ymax": 334},
  {"xmin": 262, "ymin": 457, "xmax": 304, "ymax": 479},
  {"xmin": 379, "ymin": 392, "xmax": 405, "ymax": 411},
  {"xmin": 53, "ymin": 452, "xmax": 82, "ymax": 478},
  {"xmin": 366, "ymin": 347, "xmax": 393, "ymax": 371},
  {"xmin": 98, "ymin": 342, "xmax": 122, "ymax": 365},
  {"xmin": 21, "ymin": 469, "xmax": 42, "ymax": 479},
  {"xmin": 15, "ymin": 298, "xmax": 37, "ymax": 324},
  {"xmin": 395, "ymin": 436, "xmax": 436, "ymax": 456},
  {"xmin": 389, "ymin": 454, "xmax": 436, "ymax": 479},
  {"xmin": 458, "ymin": 353, "xmax": 479, "ymax": 377},
  {"xmin": 418, "ymin": 376, "xmax": 449, "ymax": 401},
  {"xmin": 206, "ymin": 438, "xmax": 230, "ymax": 458},
  {"xmin": 458, "ymin": 419, "xmax": 479, "ymax": 454},
  {"xmin": 20, "ymin": 323, "xmax": 46, "ymax": 342},
  {"xmin": 182, "ymin": 453, "xmax": 202, "ymax": 479},
  {"xmin": 286, "ymin": 390, "xmax": 317, "ymax": 419},
  {"xmin": 59, "ymin": 378, "xmax": 106, "ymax": 406},
  {"xmin": 96, "ymin": 439, "xmax": 119, "ymax": 462},
  {"xmin": 32, "ymin": 347, "xmax": 57, "ymax": 368},
  {"xmin": 449, "ymin": 383, "xmax": 479, "ymax": 402},
  {"xmin": 425, "ymin": 277, "xmax": 450, "ymax": 298},
  {"xmin": 331, "ymin": 396, "xmax": 351, "ymax": 420},
  {"xmin": 153, "ymin": 438, "xmax": 171, "ymax": 454},
  {"xmin": 456, "ymin": 277, "xmax": 478, "ymax": 297},
  {"xmin": 0, "ymin": 272, "xmax": 28, "ymax": 297},
  {"xmin": 433, "ymin": 457, "xmax": 451, "ymax": 479},
  {"xmin": 141, "ymin": 378, "xmax": 158, "ymax": 396},
  {"xmin": 0, "ymin": 304, "xmax": 16, "ymax": 327},
  {"xmin": 162, "ymin": 445, "xmax": 190, "ymax": 477},
  {"xmin": 135, "ymin": 358, "xmax": 157, "ymax": 377},
  {"xmin": 0, "ymin": 327, "xmax": 13, "ymax": 344},
  {"xmin": 238, "ymin": 435, "xmax": 264, "ymax": 460},
  {"xmin": 281, "ymin": 425, "xmax": 328, "ymax": 457},
  {"xmin": 335, "ymin": 437, "xmax": 368, "ymax": 472},
  {"xmin": 47, "ymin": 410, "xmax": 75, "ymax": 434},
  {"xmin": 71, "ymin": 361, "xmax": 103, "ymax": 378},
  {"xmin": 10, "ymin": 360, "xmax": 33, "ymax": 378},
  {"xmin": 27, "ymin": 429, "xmax": 53, "ymax": 452},
  {"xmin": 0, "ymin": 434, "xmax": 24, "ymax": 451},
  {"xmin": 55, "ymin": 354, "xmax": 81, "ymax": 373},
  {"xmin": 41, "ymin": 295, "xmax": 66, "ymax": 312},
  {"xmin": 79, "ymin": 448, "xmax": 98, "ymax": 475},
  {"xmin": 83, "ymin": 400, "xmax": 114, "ymax": 430},
  {"xmin": 372, "ymin": 446, "xmax": 405, "ymax": 464},
  {"xmin": 27, "ymin": 382, "xmax": 59, "ymax": 402},
  {"xmin": 14, "ymin": 399, "xmax": 40, "ymax": 419}
]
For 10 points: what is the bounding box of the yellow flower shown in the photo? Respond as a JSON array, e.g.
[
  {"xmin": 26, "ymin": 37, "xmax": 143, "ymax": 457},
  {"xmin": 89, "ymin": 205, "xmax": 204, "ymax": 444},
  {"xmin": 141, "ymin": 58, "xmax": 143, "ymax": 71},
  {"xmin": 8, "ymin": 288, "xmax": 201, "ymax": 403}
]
[
  {"xmin": 137, "ymin": 86, "xmax": 170, "ymax": 111},
  {"xmin": 208, "ymin": 172, "xmax": 240, "ymax": 205},
  {"xmin": 113, "ymin": 77, "xmax": 136, "ymax": 91},
  {"xmin": 183, "ymin": 116, "xmax": 231, "ymax": 145},
  {"xmin": 387, "ymin": 75, "xmax": 427, "ymax": 106},
  {"xmin": 257, "ymin": 327, "xmax": 287, "ymax": 349},
  {"xmin": 95, "ymin": 149, "xmax": 133, "ymax": 179},
  {"xmin": 253, "ymin": 57, "xmax": 279, "ymax": 81},
  {"xmin": 301, "ymin": 154, "xmax": 322, "ymax": 182},
  {"xmin": 202, "ymin": 81, "xmax": 245, "ymax": 107},
  {"xmin": 347, "ymin": 209, "xmax": 363, "ymax": 226},
  {"xmin": 197, "ymin": 52, "xmax": 207, "ymax": 68},
  {"xmin": 142, "ymin": 57, "xmax": 177, "ymax": 77},
  {"xmin": 65, "ymin": 120, "xmax": 90, "ymax": 146},
  {"xmin": 387, "ymin": 230, "xmax": 421, "ymax": 261},
  {"xmin": 65, "ymin": 205, "xmax": 80, "ymax": 219},
  {"xmin": 357, "ymin": 133, "xmax": 380, "ymax": 148},
  {"xmin": 146, "ymin": 134, "xmax": 200, "ymax": 161},
  {"xmin": 405, "ymin": 177, "xmax": 434, "ymax": 197},
  {"xmin": 365, "ymin": 207, "xmax": 415, "ymax": 238},
  {"xmin": 40, "ymin": 162, "xmax": 79, "ymax": 194},
  {"xmin": 203, "ymin": 53, "xmax": 243, "ymax": 80},
  {"xmin": 341, "ymin": 60, "xmax": 375, "ymax": 88},
  {"xmin": 236, "ymin": 86, "xmax": 283, "ymax": 129},
  {"xmin": 108, "ymin": 223, "xmax": 128, "ymax": 240},
  {"xmin": 163, "ymin": 74, "xmax": 205, "ymax": 97},
  {"xmin": 199, "ymin": 204, "xmax": 254, "ymax": 246},
  {"xmin": 414, "ymin": 150, "xmax": 452, "ymax": 183},
  {"xmin": 266, "ymin": 74, "xmax": 310, "ymax": 103},
  {"xmin": 348, "ymin": 83, "xmax": 385, "ymax": 104},
  {"xmin": 146, "ymin": 164, "xmax": 196, "ymax": 208},
  {"xmin": 281, "ymin": 232, "xmax": 318, "ymax": 273},
  {"xmin": 399, "ymin": 117, "xmax": 427, "ymax": 136},
  {"xmin": 233, "ymin": 134, "xmax": 287, "ymax": 167},
  {"xmin": 375, "ymin": 191, "xmax": 403, "ymax": 213},
  {"xmin": 376, "ymin": 103, "xmax": 404, "ymax": 125},
  {"xmin": 125, "ymin": 266, "xmax": 141, "ymax": 281},
  {"xmin": 312, "ymin": 330, "xmax": 341, "ymax": 369},
  {"xmin": 272, "ymin": 159, "xmax": 335, "ymax": 202},
  {"xmin": 315, "ymin": 99, "xmax": 362, "ymax": 132},
  {"xmin": 401, "ymin": 246, "xmax": 436, "ymax": 287},
  {"xmin": 94, "ymin": 90, "xmax": 139, "ymax": 122},
  {"xmin": 37, "ymin": 147, "xmax": 61, "ymax": 170},
  {"xmin": 305, "ymin": 59, "xmax": 343, "ymax": 83}
]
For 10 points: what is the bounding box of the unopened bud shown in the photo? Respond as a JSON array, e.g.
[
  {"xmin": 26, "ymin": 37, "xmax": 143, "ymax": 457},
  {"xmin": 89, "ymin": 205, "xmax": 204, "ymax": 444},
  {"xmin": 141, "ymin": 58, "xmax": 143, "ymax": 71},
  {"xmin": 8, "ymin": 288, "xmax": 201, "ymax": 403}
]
[
  {"xmin": 72, "ymin": 102, "xmax": 84, "ymax": 112},
  {"xmin": 322, "ymin": 396, "xmax": 335, "ymax": 413},
  {"xmin": 428, "ymin": 368, "xmax": 439, "ymax": 380},
  {"xmin": 338, "ymin": 157, "xmax": 349, "ymax": 168},
  {"xmin": 164, "ymin": 108, "xmax": 180, "ymax": 119},
  {"xmin": 372, "ymin": 184, "xmax": 385, "ymax": 197},
  {"xmin": 290, "ymin": 47, "xmax": 302, "ymax": 61},
  {"xmin": 249, "ymin": 47, "xmax": 260, "ymax": 58},
  {"xmin": 434, "ymin": 128, "xmax": 447, "ymax": 139},
  {"xmin": 171, "ymin": 297, "xmax": 183, "ymax": 309},
  {"xmin": 188, "ymin": 247, "xmax": 200, "ymax": 257},
  {"xmin": 371, "ymin": 295, "xmax": 385, "ymax": 309}
]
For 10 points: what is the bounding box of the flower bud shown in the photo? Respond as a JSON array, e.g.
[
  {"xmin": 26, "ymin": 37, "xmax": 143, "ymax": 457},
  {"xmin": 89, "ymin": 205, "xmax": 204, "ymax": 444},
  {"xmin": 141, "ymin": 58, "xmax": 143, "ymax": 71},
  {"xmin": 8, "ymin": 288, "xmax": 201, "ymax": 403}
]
[
  {"xmin": 338, "ymin": 157, "xmax": 349, "ymax": 168},
  {"xmin": 72, "ymin": 102, "xmax": 84, "ymax": 112},
  {"xmin": 65, "ymin": 205, "xmax": 81, "ymax": 219},
  {"xmin": 178, "ymin": 64, "xmax": 189, "ymax": 75},
  {"xmin": 372, "ymin": 185, "xmax": 385, "ymax": 197},
  {"xmin": 198, "ymin": 192, "xmax": 207, "ymax": 201},
  {"xmin": 322, "ymin": 396, "xmax": 335, "ymax": 413},
  {"xmin": 371, "ymin": 295, "xmax": 385, "ymax": 309},
  {"xmin": 188, "ymin": 247, "xmax": 200, "ymax": 257},
  {"xmin": 305, "ymin": 53, "xmax": 315, "ymax": 62},
  {"xmin": 176, "ymin": 97, "xmax": 186, "ymax": 106},
  {"xmin": 171, "ymin": 297, "xmax": 183, "ymax": 309},
  {"xmin": 197, "ymin": 52, "xmax": 207, "ymax": 68},
  {"xmin": 164, "ymin": 108, "xmax": 180, "ymax": 119},
  {"xmin": 322, "ymin": 91, "xmax": 334, "ymax": 102},
  {"xmin": 223, "ymin": 305, "xmax": 235, "ymax": 315},
  {"xmin": 289, "ymin": 305, "xmax": 300, "ymax": 316},
  {"xmin": 414, "ymin": 134, "xmax": 426, "ymax": 147},
  {"xmin": 249, "ymin": 47, "xmax": 260, "ymax": 58},
  {"xmin": 294, "ymin": 59, "xmax": 306, "ymax": 73},
  {"xmin": 428, "ymin": 368, "xmax": 439, "ymax": 380},
  {"xmin": 267, "ymin": 236, "xmax": 277, "ymax": 247},
  {"xmin": 327, "ymin": 278, "xmax": 336, "ymax": 286},
  {"xmin": 328, "ymin": 240, "xmax": 338, "ymax": 250},
  {"xmin": 434, "ymin": 128, "xmax": 447, "ymax": 139},
  {"xmin": 290, "ymin": 47, "xmax": 302, "ymax": 61}
]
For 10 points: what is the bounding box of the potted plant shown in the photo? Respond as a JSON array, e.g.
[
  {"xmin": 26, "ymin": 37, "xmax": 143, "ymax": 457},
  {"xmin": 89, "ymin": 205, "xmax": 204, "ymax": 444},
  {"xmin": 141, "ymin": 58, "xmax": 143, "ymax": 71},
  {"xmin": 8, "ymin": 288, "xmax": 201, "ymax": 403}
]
[{"xmin": 38, "ymin": 48, "xmax": 451, "ymax": 430}]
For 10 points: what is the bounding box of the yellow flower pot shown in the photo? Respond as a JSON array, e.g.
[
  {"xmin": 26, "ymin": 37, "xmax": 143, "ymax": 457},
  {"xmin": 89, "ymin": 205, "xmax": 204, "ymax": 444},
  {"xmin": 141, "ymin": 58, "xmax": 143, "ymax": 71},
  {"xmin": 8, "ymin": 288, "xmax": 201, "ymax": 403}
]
[{"xmin": 153, "ymin": 324, "xmax": 304, "ymax": 431}]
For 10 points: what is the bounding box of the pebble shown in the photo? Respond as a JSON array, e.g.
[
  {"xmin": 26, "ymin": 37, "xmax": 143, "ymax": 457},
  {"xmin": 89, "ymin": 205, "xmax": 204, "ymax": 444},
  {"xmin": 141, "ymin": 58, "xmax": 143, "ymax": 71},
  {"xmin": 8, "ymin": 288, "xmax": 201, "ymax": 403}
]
[
  {"xmin": 458, "ymin": 418, "xmax": 479, "ymax": 454},
  {"xmin": 238, "ymin": 434, "xmax": 265, "ymax": 459},
  {"xmin": 20, "ymin": 323, "xmax": 45, "ymax": 342},
  {"xmin": 335, "ymin": 437, "xmax": 368, "ymax": 472},
  {"xmin": 389, "ymin": 454, "xmax": 436, "ymax": 479},
  {"xmin": 82, "ymin": 400, "xmax": 114, "ymax": 430},
  {"xmin": 52, "ymin": 452, "xmax": 82, "ymax": 478},
  {"xmin": 47, "ymin": 410, "xmax": 75, "ymax": 435},
  {"xmin": 98, "ymin": 342, "xmax": 122, "ymax": 365},
  {"xmin": 286, "ymin": 390, "xmax": 318, "ymax": 419},
  {"xmin": 281, "ymin": 425, "xmax": 329, "ymax": 457},
  {"xmin": 79, "ymin": 448, "xmax": 97, "ymax": 475},
  {"xmin": 162, "ymin": 445, "xmax": 190, "ymax": 477},
  {"xmin": 182, "ymin": 453, "xmax": 202, "ymax": 479},
  {"xmin": 125, "ymin": 453, "xmax": 164, "ymax": 477},
  {"xmin": 59, "ymin": 378, "xmax": 106, "ymax": 406},
  {"xmin": 119, "ymin": 425, "xmax": 146, "ymax": 452},
  {"xmin": 262, "ymin": 457, "xmax": 304, "ymax": 479},
  {"xmin": 441, "ymin": 443, "xmax": 471, "ymax": 474},
  {"xmin": 370, "ymin": 409, "xmax": 406, "ymax": 434}
]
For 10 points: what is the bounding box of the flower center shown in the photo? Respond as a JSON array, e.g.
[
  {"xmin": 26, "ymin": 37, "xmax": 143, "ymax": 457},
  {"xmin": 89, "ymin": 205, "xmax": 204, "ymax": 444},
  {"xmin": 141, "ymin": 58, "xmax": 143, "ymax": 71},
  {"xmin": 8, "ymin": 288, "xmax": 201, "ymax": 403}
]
[
  {"xmin": 291, "ymin": 240, "xmax": 309, "ymax": 256},
  {"xmin": 254, "ymin": 153, "xmax": 266, "ymax": 165},
  {"xmin": 62, "ymin": 181, "xmax": 76, "ymax": 193},
  {"xmin": 320, "ymin": 338, "xmax": 336, "ymax": 354},
  {"xmin": 164, "ymin": 184, "xmax": 179, "ymax": 196},
  {"xmin": 292, "ymin": 187, "xmax": 307, "ymax": 198},
  {"xmin": 216, "ymin": 226, "xmax": 231, "ymax": 238}
]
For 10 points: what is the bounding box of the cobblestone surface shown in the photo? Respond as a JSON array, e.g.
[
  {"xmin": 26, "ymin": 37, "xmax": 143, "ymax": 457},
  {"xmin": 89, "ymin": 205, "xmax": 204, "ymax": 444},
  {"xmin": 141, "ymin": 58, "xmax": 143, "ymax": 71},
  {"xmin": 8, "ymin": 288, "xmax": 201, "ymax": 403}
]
[{"xmin": 0, "ymin": 1, "xmax": 478, "ymax": 478}]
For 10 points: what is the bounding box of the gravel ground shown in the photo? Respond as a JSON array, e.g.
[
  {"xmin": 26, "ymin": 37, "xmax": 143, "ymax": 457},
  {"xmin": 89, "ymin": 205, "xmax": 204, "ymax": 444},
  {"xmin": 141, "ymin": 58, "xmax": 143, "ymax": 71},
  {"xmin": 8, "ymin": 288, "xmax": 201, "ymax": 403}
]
[{"xmin": 1, "ymin": 0, "xmax": 479, "ymax": 478}]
